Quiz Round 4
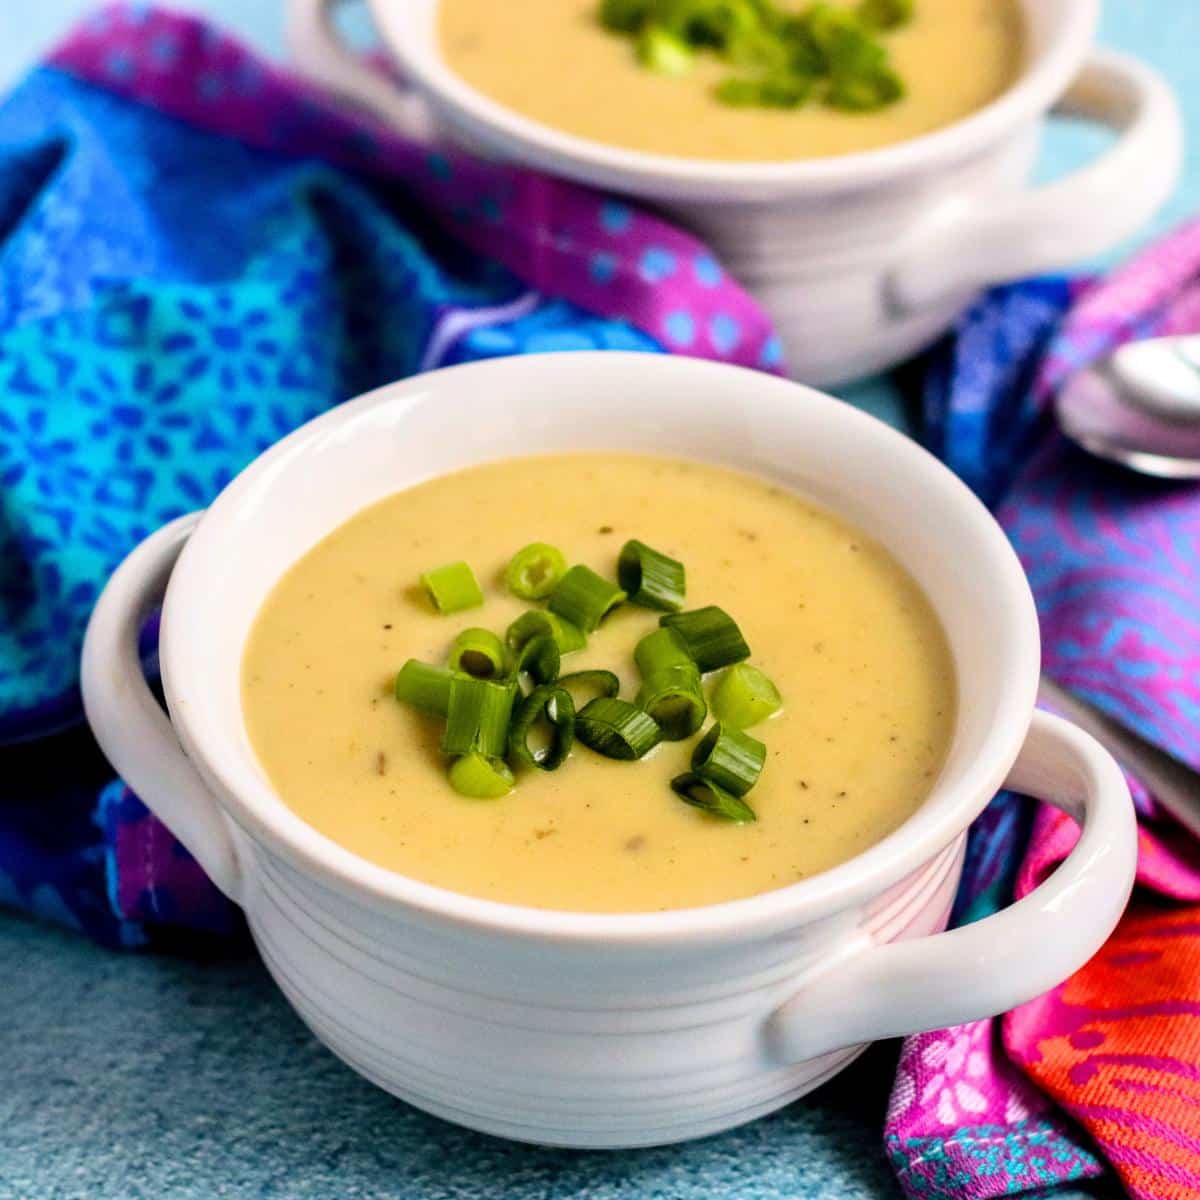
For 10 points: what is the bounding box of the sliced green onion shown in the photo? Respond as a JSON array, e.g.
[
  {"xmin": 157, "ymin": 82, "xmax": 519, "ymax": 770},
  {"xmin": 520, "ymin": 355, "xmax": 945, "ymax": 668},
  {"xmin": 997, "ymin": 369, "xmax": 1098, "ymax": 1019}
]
[
  {"xmin": 633, "ymin": 625, "xmax": 708, "ymax": 740},
  {"xmin": 856, "ymin": 0, "xmax": 913, "ymax": 32},
  {"xmin": 448, "ymin": 628, "xmax": 507, "ymax": 679},
  {"xmin": 394, "ymin": 659, "xmax": 453, "ymax": 717},
  {"xmin": 825, "ymin": 64, "xmax": 904, "ymax": 112},
  {"xmin": 508, "ymin": 685, "xmax": 575, "ymax": 772},
  {"xmin": 504, "ymin": 542, "xmax": 567, "ymax": 601},
  {"xmin": 575, "ymin": 697, "xmax": 661, "ymax": 761},
  {"xmin": 670, "ymin": 773, "xmax": 757, "ymax": 824},
  {"xmin": 618, "ymin": 540, "xmax": 686, "ymax": 612},
  {"xmin": 556, "ymin": 669, "xmax": 620, "ymax": 708},
  {"xmin": 633, "ymin": 627, "xmax": 691, "ymax": 677},
  {"xmin": 506, "ymin": 610, "xmax": 587, "ymax": 655},
  {"xmin": 449, "ymin": 753, "xmax": 514, "ymax": 799},
  {"xmin": 711, "ymin": 663, "xmax": 782, "ymax": 728},
  {"xmin": 660, "ymin": 606, "xmax": 750, "ymax": 672},
  {"xmin": 599, "ymin": 0, "xmax": 650, "ymax": 33},
  {"xmin": 691, "ymin": 722, "xmax": 765, "ymax": 797},
  {"xmin": 636, "ymin": 664, "xmax": 706, "ymax": 741},
  {"xmin": 715, "ymin": 74, "xmax": 812, "ymax": 109},
  {"xmin": 548, "ymin": 565, "xmax": 626, "ymax": 633},
  {"xmin": 512, "ymin": 634, "xmax": 560, "ymax": 688},
  {"xmin": 637, "ymin": 25, "xmax": 694, "ymax": 75},
  {"xmin": 441, "ymin": 676, "xmax": 517, "ymax": 759},
  {"xmin": 420, "ymin": 561, "xmax": 483, "ymax": 614}
]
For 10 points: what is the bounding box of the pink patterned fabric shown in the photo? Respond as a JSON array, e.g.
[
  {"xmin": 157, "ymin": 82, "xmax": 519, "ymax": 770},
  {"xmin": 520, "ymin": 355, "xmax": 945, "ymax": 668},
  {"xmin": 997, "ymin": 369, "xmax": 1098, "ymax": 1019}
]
[{"xmin": 48, "ymin": 4, "xmax": 781, "ymax": 373}]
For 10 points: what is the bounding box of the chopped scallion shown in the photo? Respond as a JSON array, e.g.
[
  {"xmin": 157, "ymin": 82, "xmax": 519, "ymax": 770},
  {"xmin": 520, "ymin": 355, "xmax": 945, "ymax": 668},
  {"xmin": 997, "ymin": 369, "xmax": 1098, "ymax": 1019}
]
[
  {"xmin": 576, "ymin": 697, "xmax": 662, "ymax": 760},
  {"xmin": 449, "ymin": 753, "xmax": 514, "ymax": 799},
  {"xmin": 636, "ymin": 664, "xmax": 706, "ymax": 741},
  {"xmin": 660, "ymin": 606, "xmax": 750, "ymax": 672},
  {"xmin": 505, "ymin": 542, "xmax": 567, "ymax": 601},
  {"xmin": 548, "ymin": 565, "xmax": 626, "ymax": 633},
  {"xmin": 637, "ymin": 25, "xmax": 694, "ymax": 75},
  {"xmin": 711, "ymin": 663, "xmax": 782, "ymax": 728},
  {"xmin": 506, "ymin": 610, "xmax": 587, "ymax": 655},
  {"xmin": 394, "ymin": 659, "xmax": 454, "ymax": 717},
  {"xmin": 441, "ymin": 676, "xmax": 517, "ymax": 759},
  {"xmin": 448, "ymin": 628, "xmax": 507, "ymax": 679},
  {"xmin": 599, "ymin": 0, "xmax": 650, "ymax": 33},
  {"xmin": 420, "ymin": 561, "xmax": 483, "ymax": 614},
  {"xmin": 509, "ymin": 685, "xmax": 575, "ymax": 771},
  {"xmin": 618, "ymin": 540, "xmax": 686, "ymax": 612},
  {"xmin": 670, "ymin": 772, "xmax": 757, "ymax": 823},
  {"xmin": 691, "ymin": 722, "xmax": 765, "ymax": 797},
  {"xmin": 633, "ymin": 627, "xmax": 691, "ymax": 678},
  {"xmin": 556, "ymin": 669, "xmax": 621, "ymax": 708},
  {"xmin": 512, "ymin": 634, "xmax": 561, "ymax": 689},
  {"xmin": 856, "ymin": 0, "xmax": 913, "ymax": 31}
]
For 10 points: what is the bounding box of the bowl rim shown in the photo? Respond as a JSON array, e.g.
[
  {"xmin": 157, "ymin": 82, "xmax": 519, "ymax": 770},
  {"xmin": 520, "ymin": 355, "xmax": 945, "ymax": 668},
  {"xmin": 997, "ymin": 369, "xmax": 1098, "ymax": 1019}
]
[
  {"xmin": 161, "ymin": 353, "xmax": 1040, "ymax": 944},
  {"xmin": 366, "ymin": 0, "xmax": 1099, "ymax": 197}
]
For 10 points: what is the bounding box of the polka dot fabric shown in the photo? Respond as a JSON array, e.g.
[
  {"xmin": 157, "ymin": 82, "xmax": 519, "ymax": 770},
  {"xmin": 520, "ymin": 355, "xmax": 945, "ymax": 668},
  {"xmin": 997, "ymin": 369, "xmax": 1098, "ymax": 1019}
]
[{"xmin": 50, "ymin": 4, "xmax": 782, "ymax": 375}]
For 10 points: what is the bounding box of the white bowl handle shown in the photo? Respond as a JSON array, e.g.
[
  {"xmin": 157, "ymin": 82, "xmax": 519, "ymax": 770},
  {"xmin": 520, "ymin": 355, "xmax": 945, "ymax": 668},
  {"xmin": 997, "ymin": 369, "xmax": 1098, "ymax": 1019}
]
[
  {"xmin": 768, "ymin": 710, "xmax": 1136, "ymax": 1063},
  {"xmin": 287, "ymin": 0, "xmax": 436, "ymax": 140},
  {"xmin": 890, "ymin": 50, "xmax": 1183, "ymax": 312},
  {"xmin": 81, "ymin": 514, "xmax": 243, "ymax": 904}
]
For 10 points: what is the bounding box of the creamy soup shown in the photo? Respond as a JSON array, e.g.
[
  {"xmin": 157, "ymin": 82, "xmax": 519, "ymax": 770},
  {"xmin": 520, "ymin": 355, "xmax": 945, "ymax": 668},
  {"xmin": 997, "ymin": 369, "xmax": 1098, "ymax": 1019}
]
[
  {"xmin": 242, "ymin": 455, "xmax": 956, "ymax": 912},
  {"xmin": 438, "ymin": 0, "xmax": 1024, "ymax": 161}
]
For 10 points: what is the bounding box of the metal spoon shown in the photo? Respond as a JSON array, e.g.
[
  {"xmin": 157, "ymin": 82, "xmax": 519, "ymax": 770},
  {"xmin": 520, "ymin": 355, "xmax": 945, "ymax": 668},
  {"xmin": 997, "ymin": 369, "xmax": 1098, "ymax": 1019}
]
[
  {"xmin": 1038, "ymin": 677, "xmax": 1200, "ymax": 841},
  {"xmin": 1055, "ymin": 334, "xmax": 1200, "ymax": 478}
]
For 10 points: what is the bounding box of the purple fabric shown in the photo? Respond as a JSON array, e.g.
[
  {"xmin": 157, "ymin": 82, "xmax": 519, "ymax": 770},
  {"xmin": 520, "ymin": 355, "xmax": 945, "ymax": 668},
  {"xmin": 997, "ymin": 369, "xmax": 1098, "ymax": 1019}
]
[{"xmin": 51, "ymin": 5, "xmax": 782, "ymax": 374}]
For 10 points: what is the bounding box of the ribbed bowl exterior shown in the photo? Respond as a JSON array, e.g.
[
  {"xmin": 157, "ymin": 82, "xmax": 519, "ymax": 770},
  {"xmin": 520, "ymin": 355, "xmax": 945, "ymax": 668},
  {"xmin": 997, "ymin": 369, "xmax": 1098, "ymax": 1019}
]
[
  {"xmin": 668, "ymin": 128, "xmax": 1039, "ymax": 386},
  {"xmin": 243, "ymin": 837, "xmax": 965, "ymax": 1148}
]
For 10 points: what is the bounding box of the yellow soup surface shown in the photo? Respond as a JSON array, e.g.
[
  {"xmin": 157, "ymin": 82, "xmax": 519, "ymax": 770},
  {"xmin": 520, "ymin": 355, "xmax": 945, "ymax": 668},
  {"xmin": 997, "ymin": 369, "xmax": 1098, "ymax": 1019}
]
[
  {"xmin": 437, "ymin": 0, "xmax": 1025, "ymax": 161},
  {"xmin": 242, "ymin": 454, "xmax": 956, "ymax": 912}
]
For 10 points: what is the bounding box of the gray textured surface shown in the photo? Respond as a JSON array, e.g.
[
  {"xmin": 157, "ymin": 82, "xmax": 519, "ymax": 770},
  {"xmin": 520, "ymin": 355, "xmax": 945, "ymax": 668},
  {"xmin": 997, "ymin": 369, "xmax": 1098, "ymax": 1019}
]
[{"xmin": 1, "ymin": 913, "xmax": 902, "ymax": 1199}]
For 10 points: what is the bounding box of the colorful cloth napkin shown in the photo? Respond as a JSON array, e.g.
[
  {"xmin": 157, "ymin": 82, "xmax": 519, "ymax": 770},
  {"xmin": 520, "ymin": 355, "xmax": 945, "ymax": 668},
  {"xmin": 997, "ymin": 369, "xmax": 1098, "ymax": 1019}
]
[
  {"xmin": 0, "ymin": 5, "xmax": 777, "ymax": 946},
  {"xmin": 3, "ymin": 7, "xmax": 1200, "ymax": 1200},
  {"xmin": 887, "ymin": 232, "xmax": 1200, "ymax": 1200}
]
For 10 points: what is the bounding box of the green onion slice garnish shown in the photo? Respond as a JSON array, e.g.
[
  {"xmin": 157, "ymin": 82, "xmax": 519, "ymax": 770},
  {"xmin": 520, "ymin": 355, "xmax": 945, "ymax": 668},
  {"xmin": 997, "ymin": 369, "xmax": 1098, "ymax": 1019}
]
[
  {"xmin": 857, "ymin": 0, "xmax": 914, "ymax": 31},
  {"xmin": 598, "ymin": 0, "xmax": 649, "ymax": 33},
  {"xmin": 448, "ymin": 753, "xmax": 514, "ymax": 799},
  {"xmin": 448, "ymin": 628, "xmax": 507, "ymax": 680},
  {"xmin": 637, "ymin": 25, "xmax": 694, "ymax": 75},
  {"xmin": 575, "ymin": 697, "xmax": 662, "ymax": 761},
  {"xmin": 710, "ymin": 663, "xmax": 782, "ymax": 728},
  {"xmin": 691, "ymin": 722, "xmax": 765, "ymax": 797},
  {"xmin": 504, "ymin": 542, "xmax": 567, "ymax": 601},
  {"xmin": 636, "ymin": 663, "xmax": 706, "ymax": 741},
  {"xmin": 508, "ymin": 685, "xmax": 575, "ymax": 772},
  {"xmin": 420, "ymin": 561, "xmax": 483, "ymax": 615},
  {"xmin": 511, "ymin": 634, "xmax": 561, "ymax": 689},
  {"xmin": 597, "ymin": 0, "xmax": 910, "ymax": 115},
  {"xmin": 506, "ymin": 610, "xmax": 587, "ymax": 655},
  {"xmin": 556, "ymin": 669, "xmax": 621, "ymax": 709},
  {"xmin": 441, "ymin": 676, "xmax": 517, "ymax": 759},
  {"xmin": 633, "ymin": 627, "xmax": 691, "ymax": 677},
  {"xmin": 618, "ymin": 540, "xmax": 686, "ymax": 612},
  {"xmin": 548, "ymin": 565, "xmax": 626, "ymax": 633},
  {"xmin": 670, "ymin": 772, "xmax": 757, "ymax": 823},
  {"xmin": 660, "ymin": 606, "xmax": 750, "ymax": 673},
  {"xmin": 394, "ymin": 659, "xmax": 453, "ymax": 717}
]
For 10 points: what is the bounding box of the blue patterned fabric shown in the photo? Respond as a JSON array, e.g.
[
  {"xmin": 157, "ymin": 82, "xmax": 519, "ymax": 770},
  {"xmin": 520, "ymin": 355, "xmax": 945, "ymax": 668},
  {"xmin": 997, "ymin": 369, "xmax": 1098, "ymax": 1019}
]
[{"xmin": 0, "ymin": 64, "xmax": 655, "ymax": 945}]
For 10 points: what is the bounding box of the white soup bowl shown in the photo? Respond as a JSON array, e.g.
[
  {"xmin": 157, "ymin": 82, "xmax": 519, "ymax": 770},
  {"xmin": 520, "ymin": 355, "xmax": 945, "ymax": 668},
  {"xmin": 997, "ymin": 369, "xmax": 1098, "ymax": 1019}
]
[
  {"xmin": 82, "ymin": 353, "xmax": 1136, "ymax": 1148},
  {"xmin": 288, "ymin": 0, "xmax": 1181, "ymax": 385}
]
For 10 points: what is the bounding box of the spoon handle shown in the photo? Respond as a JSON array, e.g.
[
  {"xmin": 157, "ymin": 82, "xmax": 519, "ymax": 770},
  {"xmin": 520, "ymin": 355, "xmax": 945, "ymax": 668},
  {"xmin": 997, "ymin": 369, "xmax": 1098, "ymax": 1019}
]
[{"xmin": 1038, "ymin": 676, "xmax": 1200, "ymax": 841}]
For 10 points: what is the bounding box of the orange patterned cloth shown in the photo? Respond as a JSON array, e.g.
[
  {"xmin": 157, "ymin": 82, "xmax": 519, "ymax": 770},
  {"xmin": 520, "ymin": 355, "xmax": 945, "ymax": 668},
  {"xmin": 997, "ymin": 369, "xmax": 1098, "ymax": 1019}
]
[{"xmin": 1005, "ymin": 811, "xmax": 1200, "ymax": 1200}]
